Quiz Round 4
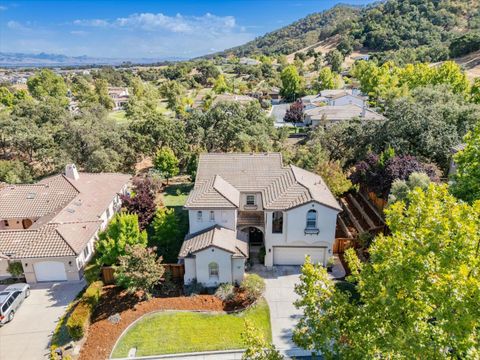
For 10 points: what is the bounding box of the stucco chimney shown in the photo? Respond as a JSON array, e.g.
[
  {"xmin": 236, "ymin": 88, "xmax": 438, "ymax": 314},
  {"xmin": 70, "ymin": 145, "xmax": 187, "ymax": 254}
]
[{"xmin": 65, "ymin": 164, "xmax": 79, "ymax": 181}]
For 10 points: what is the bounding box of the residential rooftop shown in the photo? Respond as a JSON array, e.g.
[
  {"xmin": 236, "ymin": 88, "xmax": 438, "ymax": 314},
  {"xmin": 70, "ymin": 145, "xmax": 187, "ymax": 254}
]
[{"xmin": 185, "ymin": 153, "xmax": 341, "ymax": 211}]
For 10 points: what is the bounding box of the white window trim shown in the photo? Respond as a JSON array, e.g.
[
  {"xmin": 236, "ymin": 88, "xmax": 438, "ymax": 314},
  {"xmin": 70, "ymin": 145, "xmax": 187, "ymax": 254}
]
[
  {"xmin": 246, "ymin": 194, "xmax": 256, "ymax": 206},
  {"xmin": 209, "ymin": 211, "xmax": 215, "ymax": 221},
  {"xmin": 197, "ymin": 211, "xmax": 203, "ymax": 221},
  {"xmin": 208, "ymin": 262, "xmax": 219, "ymax": 278}
]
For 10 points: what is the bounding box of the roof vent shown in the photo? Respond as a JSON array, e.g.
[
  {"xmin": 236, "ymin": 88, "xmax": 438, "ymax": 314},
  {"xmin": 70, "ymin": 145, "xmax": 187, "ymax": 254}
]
[
  {"xmin": 65, "ymin": 164, "xmax": 79, "ymax": 181},
  {"xmin": 26, "ymin": 192, "xmax": 36, "ymax": 199},
  {"xmin": 66, "ymin": 208, "xmax": 75, "ymax": 213}
]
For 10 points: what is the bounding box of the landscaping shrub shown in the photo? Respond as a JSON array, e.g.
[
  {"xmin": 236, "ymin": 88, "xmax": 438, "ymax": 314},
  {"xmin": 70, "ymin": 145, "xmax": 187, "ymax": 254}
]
[
  {"xmin": 7, "ymin": 261, "xmax": 24, "ymax": 278},
  {"xmin": 214, "ymin": 283, "xmax": 235, "ymax": 301},
  {"xmin": 241, "ymin": 274, "xmax": 265, "ymax": 302},
  {"xmin": 66, "ymin": 281, "xmax": 103, "ymax": 340},
  {"xmin": 66, "ymin": 300, "xmax": 91, "ymax": 340},
  {"xmin": 184, "ymin": 279, "xmax": 204, "ymax": 296},
  {"xmin": 83, "ymin": 281, "xmax": 103, "ymax": 306}
]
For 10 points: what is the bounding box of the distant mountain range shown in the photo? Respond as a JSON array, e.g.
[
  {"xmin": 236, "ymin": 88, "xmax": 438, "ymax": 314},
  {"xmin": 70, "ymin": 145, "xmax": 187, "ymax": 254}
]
[{"xmin": 0, "ymin": 52, "xmax": 187, "ymax": 68}]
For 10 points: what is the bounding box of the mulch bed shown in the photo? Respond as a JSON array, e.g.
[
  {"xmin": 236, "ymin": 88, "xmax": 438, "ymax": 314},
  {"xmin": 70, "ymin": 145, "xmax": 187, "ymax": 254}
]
[{"xmin": 78, "ymin": 285, "xmax": 224, "ymax": 360}]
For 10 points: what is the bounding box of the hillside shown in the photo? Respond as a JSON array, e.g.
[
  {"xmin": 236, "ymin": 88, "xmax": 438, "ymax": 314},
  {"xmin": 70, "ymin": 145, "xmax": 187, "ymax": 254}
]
[{"xmin": 220, "ymin": 0, "xmax": 480, "ymax": 64}]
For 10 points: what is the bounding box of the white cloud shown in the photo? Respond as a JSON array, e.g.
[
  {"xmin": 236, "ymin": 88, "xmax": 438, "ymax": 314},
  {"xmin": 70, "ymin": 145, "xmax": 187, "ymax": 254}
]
[
  {"xmin": 0, "ymin": 5, "xmax": 7, "ymax": 11},
  {"xmin": 73, "ymin": 12, "xmax": 239, "ymax": 34},
  {"xmin": 73, "ymin": 19, "xmax": 109, "ymax": 27},
  {"xmin": 7, "ymin": 20, "xmax": 30, "ymax": 31}
]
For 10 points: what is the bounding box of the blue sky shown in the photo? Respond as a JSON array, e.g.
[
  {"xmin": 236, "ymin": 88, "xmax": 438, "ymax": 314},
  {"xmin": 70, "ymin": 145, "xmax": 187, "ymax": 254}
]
[{"xmin": 0, "ymin": 0, "xmax": 374, "ymax": 59}]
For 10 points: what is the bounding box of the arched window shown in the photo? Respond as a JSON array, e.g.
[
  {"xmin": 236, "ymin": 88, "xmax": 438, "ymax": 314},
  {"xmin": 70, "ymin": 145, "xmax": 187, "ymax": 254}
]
[
  {"xmin": 306, "ymin": 209, "xmax": 317, "ymax": 229},
  {"xmin": 272, "ymin": 211, "xmax": 283, "ymax": 233},
  {"xmin": 208, "ymin": 262, "xmax": 219, "ymax": 278}
]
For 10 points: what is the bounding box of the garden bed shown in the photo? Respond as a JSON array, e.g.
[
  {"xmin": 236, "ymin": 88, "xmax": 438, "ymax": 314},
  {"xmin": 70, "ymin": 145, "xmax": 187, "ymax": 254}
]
[{"xmin": 79, "ymin": 286, "xmax": 225, "ymax": 360}]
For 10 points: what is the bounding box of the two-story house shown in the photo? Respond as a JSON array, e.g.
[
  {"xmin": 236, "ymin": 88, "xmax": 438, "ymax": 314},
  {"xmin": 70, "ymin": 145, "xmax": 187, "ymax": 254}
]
[{"xmin": 179, "ymin": 153, "xmax": 341, "ymax": 286}]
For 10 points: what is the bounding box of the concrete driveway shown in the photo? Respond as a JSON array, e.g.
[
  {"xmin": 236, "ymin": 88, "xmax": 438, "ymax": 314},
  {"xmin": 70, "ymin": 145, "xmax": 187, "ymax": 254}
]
[
  {"xmin": 0, "ymin": 281, "xmax": 85, "ymax": 360},
  {"xmin": 252, "ymin": 265, "xmax": 310, "ymax": 358},
  {"xmin": 253, "ymin": 258, "xmax": 345, "ymax": 358}
]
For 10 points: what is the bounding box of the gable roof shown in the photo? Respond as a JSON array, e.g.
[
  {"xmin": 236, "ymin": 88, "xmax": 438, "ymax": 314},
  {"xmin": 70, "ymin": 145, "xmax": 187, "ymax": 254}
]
[
  {"xmin": 178, "ymin": 225, "xmax": 248, "ymax": 258},
  {"xmin": 185, "ymin": 153, "xmax": 341, "ymax": 211},
  {"xmin": 0, "ymin": 169, "xmax": 130, "ymax": 259}
]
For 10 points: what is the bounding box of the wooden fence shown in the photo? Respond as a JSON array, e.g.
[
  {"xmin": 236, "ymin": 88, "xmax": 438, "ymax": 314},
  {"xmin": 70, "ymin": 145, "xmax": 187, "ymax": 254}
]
[
  {"xmin": 163, "ymin": 264, "xmax": 185, "ymax": 282},
  {"xmin": 101, "ymin": 263, "xmax": 185, "ymax": 285},
  {"xmin": 333, "ymin": 238, "xmax": 354, "ymax": 254}
]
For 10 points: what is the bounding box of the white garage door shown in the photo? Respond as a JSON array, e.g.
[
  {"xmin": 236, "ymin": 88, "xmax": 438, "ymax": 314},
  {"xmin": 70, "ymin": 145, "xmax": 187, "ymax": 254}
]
[
  {"xmin": 273, "ymin": 247, "xmax": 326, "ymax": 266},
  {"xmin": 34, "ymin": 261, "xmax": 67, "ymax": 282}
]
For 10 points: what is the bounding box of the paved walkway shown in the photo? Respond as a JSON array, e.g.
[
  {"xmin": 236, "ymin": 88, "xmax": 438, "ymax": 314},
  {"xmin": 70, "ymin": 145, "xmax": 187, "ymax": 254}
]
[
  {"xmin": 0, "ymin": 280, "xmax": 85, "ymax": 360},
  {"xmin": 252, "ymin": 256, "xmax": 345, "ymax": 359}
]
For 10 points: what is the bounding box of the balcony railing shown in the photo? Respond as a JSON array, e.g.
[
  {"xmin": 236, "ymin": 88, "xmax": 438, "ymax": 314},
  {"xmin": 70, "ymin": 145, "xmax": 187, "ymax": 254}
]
[{"xmin": 237, "ymin": 211, "xmax": 264, "ymax": 228}]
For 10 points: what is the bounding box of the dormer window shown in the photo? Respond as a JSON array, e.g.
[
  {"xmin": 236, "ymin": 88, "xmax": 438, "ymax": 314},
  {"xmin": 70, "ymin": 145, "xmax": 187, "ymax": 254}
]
[{"xmin": 246, "ymin": 195, "xmax": 255, "ymax": 206}]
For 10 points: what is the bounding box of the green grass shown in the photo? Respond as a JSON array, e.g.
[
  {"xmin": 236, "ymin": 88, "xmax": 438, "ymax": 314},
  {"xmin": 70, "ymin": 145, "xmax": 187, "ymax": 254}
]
[
  {"xmin": 107, "ymin": 110, "xmax": 129, "ymax": 124},
  {"xmin": 162, "ymin": 183, "xmax": 193, "ymax": 208},
  {"xmin": 111, "ymin": 300, "xmax": 271, "ymax": 358}
]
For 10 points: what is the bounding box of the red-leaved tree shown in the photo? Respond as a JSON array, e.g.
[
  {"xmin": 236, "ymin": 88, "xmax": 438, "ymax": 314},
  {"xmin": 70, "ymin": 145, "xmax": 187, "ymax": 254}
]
[{"xmin": 120, "ymin": 177, "xmax": 157, "ymax": 230}]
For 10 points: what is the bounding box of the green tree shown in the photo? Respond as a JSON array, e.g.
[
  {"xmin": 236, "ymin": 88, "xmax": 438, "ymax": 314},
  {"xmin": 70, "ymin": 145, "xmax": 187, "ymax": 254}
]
[
  {"xmin": 149, "ymin": 207, "xmax": 180, "ymax": 262},
  {"xmin": 294, "ymin": 184, "xmax": 480, "ymax": 359},
  {"xmin": 0, "ymin": 160, "xmax": 33, "ymax": 183},
  {"xmin": 159, "ymin": 80, "xmax": 186, "ymax": 115},
  {"xmin": 95, "ymin": 213, "xmax": 148, "ymax": 266},
  {"xmin": 213, "ymin": 74, "xmax": 231, "ymax": 94},
  {"xmin": 315, "ymin": 161, "xmax": 352, "ymax": 197},
  {"xmin": 280, "ymin": 65, "xmax": 304, "ymax": 101},
  {"xmin": 388, "ymin": 171, "xmax": 431, "ymax": 204},
  {"xmin": 242, "ymin": 319, "xmax": 283, "ymax": 360},
  {"xmin": 315, "ymin": 67, "xmax": 340, "ymax": 91},
  {"xmin": 95, "ymin": 79, "xmax": 114, "ymax": 110},
  {"xmin": 154, "ymin": 147, "xmax": 179, "ymax": 184},
  {"xmin": 451, "ymin": 124, "xmax": 480, "ymax": 203},
  {"xmin": 325, "ymin": 49, "xmax": 344, "ymax": 73},
  {"xmin": 114, "ymin": 244, "xmax": 164, "ymax": 298},
  {"xmin": 0, "ymin": 87, "xmax": 14, "ymax": 107},
  {"xmin": 27, "ymin": 69, "xmax": 68, "ymax": 105}
]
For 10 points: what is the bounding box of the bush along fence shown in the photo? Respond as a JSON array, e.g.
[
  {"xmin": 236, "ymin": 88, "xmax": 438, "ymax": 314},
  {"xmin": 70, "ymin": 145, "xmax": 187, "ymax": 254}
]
[
  {"xmin": 102, "ymin": 264, "xmax": 185, "ymax": 285},
  {"xmin": 66, "ymin": 281, "xmax": 103, "ymax": 340}
]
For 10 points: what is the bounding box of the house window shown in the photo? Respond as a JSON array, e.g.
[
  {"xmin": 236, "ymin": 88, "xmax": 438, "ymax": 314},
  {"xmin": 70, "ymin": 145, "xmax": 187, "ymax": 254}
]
[
  {"xmin": 4, "ymin": 220, "xmax": 9, "ymax": 227},
  {"xmin": 272, "ymin": 212, "xmax": 283, "ymax": 233},
  {"xmin": 197, "ymin": 211, "xmax": 203, "ymax": 221},
  {"xmin": 83, "ymin": 245, "xmax": 90, "ymax": 258},
  {"xmin": 208, "ymin": 262, "xmax": 219, "ymax": 278},
  {"xmin": 306, "ymin": 209, "xmax": 317, "ymax": 229},
  {"xmin": 209, "ymin": 211, "xmax": 215, "ymax": 221},
  {"xmin": 106, "ymin": 207, "xmax": 111, "ymax": 219},
  {"xmin": 246, "ymin": 195, "xmax": 255, "ymax": 206}
]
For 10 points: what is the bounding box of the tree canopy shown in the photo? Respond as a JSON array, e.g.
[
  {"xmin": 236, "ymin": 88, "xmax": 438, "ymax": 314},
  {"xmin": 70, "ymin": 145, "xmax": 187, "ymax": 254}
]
[{"xmin": 294, "ymin": 184, "xmax": 480, "ymax": 359}]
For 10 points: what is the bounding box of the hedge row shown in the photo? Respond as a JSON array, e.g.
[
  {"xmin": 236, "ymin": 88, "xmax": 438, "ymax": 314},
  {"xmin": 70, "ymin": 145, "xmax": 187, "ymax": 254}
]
[{"xmin": 66, "ymin": 281, "xmax": 103, "ymax": 340}]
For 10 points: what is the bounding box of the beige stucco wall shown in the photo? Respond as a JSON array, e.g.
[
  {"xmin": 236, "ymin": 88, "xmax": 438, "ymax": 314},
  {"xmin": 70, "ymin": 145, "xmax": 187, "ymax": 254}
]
[
  {"xmin": 188, "ymin": 209, "xmax": 236, "ymax": 233},
  {"xmin": 264, "ymin": 201, "xmax": 338, "ymax": 267},
  {"xmin": 0, "ymin": 259, "xmax": 10, "ymax": 277},
  {"xmin": 239, "ymin": 192, "xmax": 263, "ymax": 211}
]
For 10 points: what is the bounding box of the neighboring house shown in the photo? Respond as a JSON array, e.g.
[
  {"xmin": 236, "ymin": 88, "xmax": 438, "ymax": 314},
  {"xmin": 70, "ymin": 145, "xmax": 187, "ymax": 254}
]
[
  {"xmin": 180, "ymin": 153, "xmax": 341, "ymax": 286},
  {"xmin": 211, "ymin": 94, "xmax": 257, "ymax": 107},
  {"xmin": 304, "ymin": 103, "xmax": 385, "ymax": 126},
  {"xmin": 301, "ymin": 89, "xmax": 365, "ymax": 110},
  {"xmin": 108, "ymin": 87, "xmax": 130, "ymax": 111},
  {"xmin": 239, "ymin": 57, "xmax": 261, "ymax": 66},
  {"xmin": 0, "ymin": 164, "xmax": 130, "ymax": 283}
]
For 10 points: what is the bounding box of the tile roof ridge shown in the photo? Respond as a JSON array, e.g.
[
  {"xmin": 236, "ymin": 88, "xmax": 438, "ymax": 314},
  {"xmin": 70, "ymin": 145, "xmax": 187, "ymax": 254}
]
[
  {"xmin": 290, "ymin": 165, "xmax": 315, "ymax": 200},
  {"xmin": 185, "ymin": 224, "xmax": 221, "ymax": 239},
  {"xmin": 60, "ymin": 174, "xmax": 82, "ymax": 193},
  {"xmin": 54, "ymin": 227, "xmax": 78, "ymax": 255}
]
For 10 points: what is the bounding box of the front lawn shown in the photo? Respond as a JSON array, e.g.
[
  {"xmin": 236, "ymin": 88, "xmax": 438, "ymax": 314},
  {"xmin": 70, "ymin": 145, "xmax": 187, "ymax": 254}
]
[{"xmin": 111, "ymin": 300, "xmax": 271, "ymax": 358}]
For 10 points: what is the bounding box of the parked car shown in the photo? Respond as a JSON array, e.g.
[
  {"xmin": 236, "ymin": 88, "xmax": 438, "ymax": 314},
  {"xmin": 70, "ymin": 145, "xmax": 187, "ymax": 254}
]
[{"xmin": 0, "ymin": 283, "xmax": 30, "ymax": 325}]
